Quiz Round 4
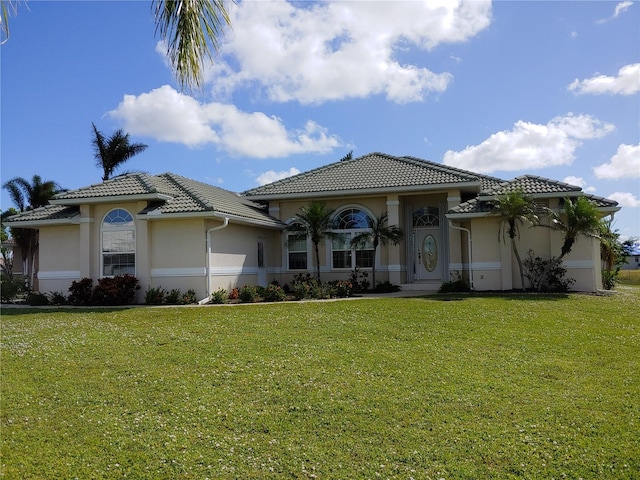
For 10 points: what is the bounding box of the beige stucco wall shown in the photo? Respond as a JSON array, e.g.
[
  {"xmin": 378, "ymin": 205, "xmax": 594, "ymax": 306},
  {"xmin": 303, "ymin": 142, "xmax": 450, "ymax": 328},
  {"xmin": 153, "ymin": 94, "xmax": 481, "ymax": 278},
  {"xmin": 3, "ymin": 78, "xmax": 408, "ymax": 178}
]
[{"xmin": 36, "ymin": 225, "xmax": 81, "ymax": 293}]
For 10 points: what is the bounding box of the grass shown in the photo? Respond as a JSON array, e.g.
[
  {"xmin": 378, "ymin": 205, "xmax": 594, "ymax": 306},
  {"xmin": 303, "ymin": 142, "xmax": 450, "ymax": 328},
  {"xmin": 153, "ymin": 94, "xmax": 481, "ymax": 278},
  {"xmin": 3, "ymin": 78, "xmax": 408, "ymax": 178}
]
[{"xmin": 2, "ymin": 287, "xmax": 639, "ymax": 479}]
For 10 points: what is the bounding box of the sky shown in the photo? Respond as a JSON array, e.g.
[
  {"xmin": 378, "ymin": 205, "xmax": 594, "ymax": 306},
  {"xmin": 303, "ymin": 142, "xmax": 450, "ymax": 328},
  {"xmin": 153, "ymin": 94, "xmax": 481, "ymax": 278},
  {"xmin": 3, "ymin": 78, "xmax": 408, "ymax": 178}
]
[{"xmin": 1, "ymin": 0, "xmax": 639, "ymax": 239}]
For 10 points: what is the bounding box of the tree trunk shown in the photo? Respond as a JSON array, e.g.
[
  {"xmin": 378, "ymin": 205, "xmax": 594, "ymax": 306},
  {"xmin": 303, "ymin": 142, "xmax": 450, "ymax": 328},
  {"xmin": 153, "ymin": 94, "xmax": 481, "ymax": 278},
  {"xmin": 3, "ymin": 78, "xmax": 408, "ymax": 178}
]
[
  {"xmin": 314, "ymin": 242, "xmax": 321, "ymax": 282},
  {"xmin": 512, "ymin": 238, "xmax": 525, "ymax": 291}
]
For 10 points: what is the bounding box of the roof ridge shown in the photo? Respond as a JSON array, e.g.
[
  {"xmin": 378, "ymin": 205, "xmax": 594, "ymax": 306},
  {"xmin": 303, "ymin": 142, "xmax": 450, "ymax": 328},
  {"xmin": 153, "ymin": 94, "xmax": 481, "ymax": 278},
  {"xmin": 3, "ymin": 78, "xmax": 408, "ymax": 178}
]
[{"xmin": 160, "ymin": 173, "xmax": 215, "ymax": 211}]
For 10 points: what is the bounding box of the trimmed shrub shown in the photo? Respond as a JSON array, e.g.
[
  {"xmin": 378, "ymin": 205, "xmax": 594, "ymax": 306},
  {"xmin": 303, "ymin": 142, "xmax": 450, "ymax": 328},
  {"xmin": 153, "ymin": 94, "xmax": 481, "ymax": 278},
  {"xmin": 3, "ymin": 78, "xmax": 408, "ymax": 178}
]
[
  {"xmin": 165, "ymin": 289, "xmax": 182, "ymax": 305},
  {"xmin": 239, "ymin": 285, "xmax": 258, "ymax": 303},
  {"xmin": 328, "ymin": 279, "xmax": 353, "ymax": 298},
  {"xmin": 375, "ymin": 281, "xmax": 401, "ymax": 293},
  {"xmin": 26, "ymin": 292, "xmax": 49, "ymax": 306},
  {"xmin": 68, "ymin": 278, "xmax": 94, "ymax": 306},
  {"xmin": 0, "ymin": 276, "xmax": 26, "ymax": 303},
  {"xmin": 263, "ymin": 284, "xmax": 286, "ymax": 302},
  {"xmin": 180, "ymin": 289, "xmax": 197, "ymax": 305},
  {"xmin": 48, "ymin": 291, "xmax": 67, "ymax": 306},
  {"xmin": 145, "ymin": 286, "xmax": 166, "ymax": 305},
  {"xmin": 210, "ymin": 288, "xmax": 228, "ymax": 304},
  {"xmin": 92, "ymin": 275, "xmax": 140, "ymax": 305},
  {"xmin": 524, "ymin": 252, "xmax": 575, "ymax": 293},
  {"xmin": 349, "ymin": 267, "xmax": 370, "ymax": 293}
]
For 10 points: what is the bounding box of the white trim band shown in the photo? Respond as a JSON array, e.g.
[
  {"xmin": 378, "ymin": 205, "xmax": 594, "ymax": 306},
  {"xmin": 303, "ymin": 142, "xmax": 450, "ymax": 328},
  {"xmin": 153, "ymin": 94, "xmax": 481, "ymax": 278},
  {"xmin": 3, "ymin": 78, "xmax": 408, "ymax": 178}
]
[{"xmin": 38, "ymin": 270, "xmax": 81, "ymax": 280}]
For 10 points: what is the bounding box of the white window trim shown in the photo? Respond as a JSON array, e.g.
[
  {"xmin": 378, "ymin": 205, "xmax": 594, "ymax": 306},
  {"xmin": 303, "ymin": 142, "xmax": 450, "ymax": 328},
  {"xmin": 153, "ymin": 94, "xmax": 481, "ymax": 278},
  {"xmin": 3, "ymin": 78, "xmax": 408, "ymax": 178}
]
[
  {"xmin": 101, "ymin": 208, "xmax": 136, "ymax": 277},
  {"xmin": 329, "ymin": 205, "xmax": 376, "ymax": 271}
]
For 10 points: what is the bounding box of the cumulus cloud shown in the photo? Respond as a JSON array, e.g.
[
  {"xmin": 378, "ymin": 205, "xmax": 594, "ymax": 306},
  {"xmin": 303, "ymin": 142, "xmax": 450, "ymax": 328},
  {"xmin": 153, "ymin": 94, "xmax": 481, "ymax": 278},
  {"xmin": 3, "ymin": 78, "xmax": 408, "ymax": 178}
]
[
  {"xmin": 442, "ymin": 114, "xmax": 615, "ymax": 173},
  {"xmin": 568, "ymin": 63, "xmax": 640, "ymax": 95},
  {"xmin": 608, "ymin": 192, "xmax": 640, "ymax": 207},
  {"xmin": 563, "ymin": 176, "xmax": 586, "ymax": 188},
  {"xmin": 203, "ymin": 0, "xmax": 491, "ymax": 104},
  {"xmin": 597, "ymin": 1, "xmax": 634, "ymax": 23},
  {"xmin": 594, "ymin": 144, "xmax": 640, "ymax": 179},
  {"xmin": 256, "ymin": 167, "xmax": 301, "ymax": 186},
  {"xmin": 109, "ymin": 85, "xmax": 341, "ymax": 158}
]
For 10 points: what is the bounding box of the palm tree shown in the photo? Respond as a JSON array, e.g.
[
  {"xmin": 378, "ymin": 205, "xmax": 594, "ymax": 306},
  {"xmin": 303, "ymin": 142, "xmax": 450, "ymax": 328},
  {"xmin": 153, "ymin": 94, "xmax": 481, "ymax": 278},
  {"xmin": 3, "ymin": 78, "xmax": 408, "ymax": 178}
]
[
  {"xmin": 92, "ymin": 123, "xmax": 148, "ymax": 181},
  {"xmin": 286, "ymin": 201, "xmax": 335, "ymax": 282},
  {"xmin": 350, "ymin": 210, "xmax": 403, "ymax": 289},
  {"xmin": 153, "ymin": 0, "xmax": 231, "ymax": 90},
  {"xmin": 2, "ymin": 1, "xmax": 230, "ymax": 89},
  {"xmin": 2, "ymin": 175, "xmax": 64, "ymax": 287},
  {"xmin": 550, "ymin": 196, "xmax": 602, "ymax": 260},
  {"xmin": 490, "ymin": 189, "xmax": 539, "ymax": 290}
]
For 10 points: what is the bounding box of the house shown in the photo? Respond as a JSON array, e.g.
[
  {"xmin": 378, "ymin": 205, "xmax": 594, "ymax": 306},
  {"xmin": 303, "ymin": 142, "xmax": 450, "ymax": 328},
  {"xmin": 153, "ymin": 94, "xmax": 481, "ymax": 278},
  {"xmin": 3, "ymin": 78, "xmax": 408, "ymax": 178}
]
[
  {"xmin": 4, "ymin": 152, "xmax": 620, "ymax": 301},
  {"xmin": 622, "ymin": 242, "xmax": 640, "ymax": 270}
]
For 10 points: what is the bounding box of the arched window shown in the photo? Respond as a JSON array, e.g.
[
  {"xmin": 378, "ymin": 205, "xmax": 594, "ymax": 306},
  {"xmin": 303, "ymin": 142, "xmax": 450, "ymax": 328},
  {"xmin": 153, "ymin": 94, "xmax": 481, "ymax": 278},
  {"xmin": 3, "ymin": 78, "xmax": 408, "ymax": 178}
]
[
  {"xmin": 413, "ymin": 206, "xmax": 439, "ymax": 227},
  {"xmin": 331, "ymin": 208, "xmax": 374, "ymax": 269},
  {"xmin": 102, "ymin": 208, "xmax": 135, "ymax": 276}
]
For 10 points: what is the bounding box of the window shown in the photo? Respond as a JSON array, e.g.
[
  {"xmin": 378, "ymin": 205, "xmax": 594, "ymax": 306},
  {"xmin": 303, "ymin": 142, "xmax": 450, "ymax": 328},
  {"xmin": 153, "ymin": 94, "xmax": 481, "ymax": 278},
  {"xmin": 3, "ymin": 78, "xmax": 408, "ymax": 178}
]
[
  {"xmin": 331, "ymin": 208, "xmax": 374, "ymax": 269},
  {"xmin": 413, "ymin": 206, "xmax": 439, "ymax": 227},
  {"xmin": 102, "ymin": 209, "xmax": 135, "ymax": 276},
  {"xmin": 287, "ymin": 227, "xmax": 308, "ymax": 270}
]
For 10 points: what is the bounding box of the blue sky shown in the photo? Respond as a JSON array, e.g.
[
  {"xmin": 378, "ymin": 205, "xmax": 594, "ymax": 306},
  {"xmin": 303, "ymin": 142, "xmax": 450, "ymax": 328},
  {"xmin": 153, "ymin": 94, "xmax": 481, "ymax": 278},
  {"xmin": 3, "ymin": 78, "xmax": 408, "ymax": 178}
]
[{"xmin": 2, "ymin": 1, "xmax": 639, "ymax": 238}]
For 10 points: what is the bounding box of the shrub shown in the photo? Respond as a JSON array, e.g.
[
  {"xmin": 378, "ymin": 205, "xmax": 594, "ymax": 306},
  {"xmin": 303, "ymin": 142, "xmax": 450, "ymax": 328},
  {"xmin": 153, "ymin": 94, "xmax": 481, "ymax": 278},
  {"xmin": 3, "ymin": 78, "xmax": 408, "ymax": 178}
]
[
  {"xmin": 48, "ymin": 291, "xmax": 67, "ymax": 306},
  {"xmin": 601, "ymin": 268, "xmax": 620, "ymax": 291},
  {"xmin": 349, "ymin": 267, "xmax": 370, "ymax": 293},
  {"xmin": 68, "ymin": 278, "xmax": 94, "ymax": 306},
  {"xmin": 228, "ymin": 287, "xmax": 239, "ymax": 300},
  {"xmin": 26, "ymin": 292, "xmax": 49, "ymax": 306},
  {"xmin": 524, "ymin": 252, "xmax": 575, "ymax": 293},
  {"xmin": 439, "ymin": 272, "xmax": 470, "ymax": 293},
  {"xmin": 210, "ymin": 288, "xmax": 228, "ymax": 304},
  {"xmin": 0, "ymin": 277, "xmax": 26, "ymax": 303},
  {"xmin": 291, "ymin": 273, "xmax": 316, "ymax": 300},
  {"xmin": 145, "ymin": 286, "xmax": 166, "ymax": 305},
  {"xmin": 263, "ymin": 284, "xmax": 286, "ymax": 302},
  {"xmin": 375, "ymin": 281, "xmax": 401, "ymax": 293},
  {"xmin": 238, "ymin": 285, "xmax": 258, "ymax": 303},
  {"xmin": 328, "ymin": 279, "xmax": 353, "ymax": 298},
  {"xmin": 180, "ymin": 289, "xmax": 197, "ymax": 305},
  {"xmin": 92, "ymin": 275, "xmax": 140, "ymax": 306},
  {"xmin": 165, "ymin": 289, "xmax": 182, "ymax": 305}
]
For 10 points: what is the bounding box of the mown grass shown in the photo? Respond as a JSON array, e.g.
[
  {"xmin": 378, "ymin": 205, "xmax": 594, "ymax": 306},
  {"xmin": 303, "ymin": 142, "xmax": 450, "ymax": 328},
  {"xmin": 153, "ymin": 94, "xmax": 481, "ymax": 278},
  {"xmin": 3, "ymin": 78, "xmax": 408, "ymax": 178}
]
[{"xmin": 2, "ymin": 287, "xmax": 639, "ymax": 479}]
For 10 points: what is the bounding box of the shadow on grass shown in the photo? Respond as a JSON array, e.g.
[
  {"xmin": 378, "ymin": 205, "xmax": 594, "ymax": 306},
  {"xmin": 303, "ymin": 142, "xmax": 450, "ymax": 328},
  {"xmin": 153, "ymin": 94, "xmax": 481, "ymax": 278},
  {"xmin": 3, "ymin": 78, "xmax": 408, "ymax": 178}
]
[
  {"xmin": 420, "ymin": 292, "xmax": 571, "ymax": 302},
  {"xmin": 0, "ymin": 305, "xmax": 136, "ymax": 315}
]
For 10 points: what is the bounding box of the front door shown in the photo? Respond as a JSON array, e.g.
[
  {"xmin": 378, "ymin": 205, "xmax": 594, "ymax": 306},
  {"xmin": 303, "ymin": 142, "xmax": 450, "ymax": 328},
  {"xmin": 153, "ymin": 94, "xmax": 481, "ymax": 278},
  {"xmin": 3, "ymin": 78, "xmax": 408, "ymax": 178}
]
[{"xmin": 415, "ymin": 228, "xmax": 442, "ymax": 280}]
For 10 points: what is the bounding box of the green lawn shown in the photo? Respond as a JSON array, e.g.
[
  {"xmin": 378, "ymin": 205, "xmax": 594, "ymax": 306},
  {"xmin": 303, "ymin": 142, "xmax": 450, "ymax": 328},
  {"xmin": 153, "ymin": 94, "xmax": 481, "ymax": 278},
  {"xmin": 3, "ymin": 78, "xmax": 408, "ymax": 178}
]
[{"xmin": 2, "ymin": 287, "xmax": 639, "ymax": 479}]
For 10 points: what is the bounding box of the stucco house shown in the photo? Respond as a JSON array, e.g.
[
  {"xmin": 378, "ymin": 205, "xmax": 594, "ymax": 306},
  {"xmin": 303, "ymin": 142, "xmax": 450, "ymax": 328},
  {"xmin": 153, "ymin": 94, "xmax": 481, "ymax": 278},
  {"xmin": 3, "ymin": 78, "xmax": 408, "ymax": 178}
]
[{"xmin": 4, "ymin": 152, "xmax": 620, "ymax": 301}]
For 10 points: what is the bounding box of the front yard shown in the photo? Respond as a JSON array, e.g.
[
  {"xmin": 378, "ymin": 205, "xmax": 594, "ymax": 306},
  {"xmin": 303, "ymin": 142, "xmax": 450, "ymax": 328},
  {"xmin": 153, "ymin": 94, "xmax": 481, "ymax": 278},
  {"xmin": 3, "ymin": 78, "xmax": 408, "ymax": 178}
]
[{"xmin": 2, "ymin": 287, "xmax": 639, "ymax": 478}]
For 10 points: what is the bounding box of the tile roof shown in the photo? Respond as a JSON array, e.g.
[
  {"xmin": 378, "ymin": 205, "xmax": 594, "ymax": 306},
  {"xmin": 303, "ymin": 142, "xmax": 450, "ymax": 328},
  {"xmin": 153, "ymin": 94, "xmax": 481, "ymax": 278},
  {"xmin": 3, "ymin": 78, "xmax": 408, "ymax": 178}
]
[
  {"xmin": 448, "ymin": 176, "xmax": 619, "ymax": 217},
  {"xmin": 243, "ymin": 152, "xmax": 489, "ymax": 198},
  {"xmin": 3, "ymin": 205, "xmax": 80, "ymax": 224},
  {"xmin": 52, "ymin": 173, "xmax": 178, "ymax": 201},
  {"xmin": 7, "ymin": 173, "xmax": 284, "ymax": 228}
]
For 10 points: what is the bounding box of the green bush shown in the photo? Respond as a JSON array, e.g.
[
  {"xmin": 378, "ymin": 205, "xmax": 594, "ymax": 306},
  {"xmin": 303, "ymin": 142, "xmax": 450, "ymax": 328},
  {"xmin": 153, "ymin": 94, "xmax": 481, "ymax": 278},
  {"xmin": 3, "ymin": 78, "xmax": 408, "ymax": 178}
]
[
  {"xmin": 26, "ymin": 292, "xmax": 49, "ymax": 306},
  {"xmin": 238, "ymin": 285, "xmax": 258, "ymax": 303},
  {"xmin": 524, "ymin": 252, "xmax": 574, "ymax": 293},
  {"xmin": 48, "ymin": 291, "xmax": 67, "ymax": 306},
  {"xmin": 349, "ymin": 267, "xmax": 370, "ymax": 293},
  {"xmin": 180, "ymin": 289, "xmax": 197, "ymax": 305},
  {"xmin": 263, "ymin": 284, "xmax": 286, "ymax": 302},
  {"xmin": 92, "ymin": 275, "xmax": 140, "ymax": 305},
  {"xmin": 375, "ymin": 281, "xmax": 401, "ymax": 293},
  {"xmin": 165, "ymin": 289, "xmax": 182, "ymax": 305},
  {"xmin": 210, "ymin": 288, "xmax": 228, "ymax": 304},
  {"xmin": 68, "ymin": 278, "xmax": 94, "ymax": 306},
  {"xmin": 0, "ymin": 277, "xmax": 26, "ymax": 303},
  {"xmin": 328, "ymin": 279, "xmax": 353, "ymax": 298},
  {"xmin": 144, "ymin": 286, "xmax": 166, "ymax": 305}
]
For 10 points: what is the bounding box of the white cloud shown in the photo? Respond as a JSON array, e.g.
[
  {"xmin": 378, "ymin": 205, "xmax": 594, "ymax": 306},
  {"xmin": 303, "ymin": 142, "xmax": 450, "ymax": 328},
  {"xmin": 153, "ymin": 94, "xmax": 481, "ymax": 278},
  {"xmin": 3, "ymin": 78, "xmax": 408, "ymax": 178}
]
[
  {"xmin": 562, "ymin": 176, "xmax": 586, "ymax": 188},
  {"xmin": 442, "ymin": 113, "xmax": 615, "ymax": 173},
  {"xmin": 205, "ymin": 0, "xmax": 491, "ymax": 104},
  {"xmin": 256, "ymin": 167, "xmax": 301, "ymax": 186},
  {"xmin": 608, "ymin": 192, "xmax": 640, "ymax": 207},
  {"xmin": 568, "ymin": 63, "xmax": 640, "ymax": 95},
  {"xmin": 597, "ymin": 1, "xmax": 633, "ymax": 23},
  {"xmin": 594, "ymin": 144, "xmax": 640, "ymax": 179},
  {"xmin": 109, "ymin": 85, "xmax": 341, "ymax": 158}
]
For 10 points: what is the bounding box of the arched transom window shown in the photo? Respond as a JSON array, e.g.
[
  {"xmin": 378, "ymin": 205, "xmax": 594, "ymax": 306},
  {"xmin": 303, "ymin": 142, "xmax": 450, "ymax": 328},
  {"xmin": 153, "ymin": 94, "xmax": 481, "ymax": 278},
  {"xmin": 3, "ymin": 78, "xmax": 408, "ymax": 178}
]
[
  {"xmin": 102, "ymin": 208, "xmax": 135, "ymax": 276},
  {"xmin": 331, "ymin": 208, "xmax": 374, "ymax": 269},
  {"xmin": 413, "ymin": 206, "xmax": 440, "ymax": 227}
]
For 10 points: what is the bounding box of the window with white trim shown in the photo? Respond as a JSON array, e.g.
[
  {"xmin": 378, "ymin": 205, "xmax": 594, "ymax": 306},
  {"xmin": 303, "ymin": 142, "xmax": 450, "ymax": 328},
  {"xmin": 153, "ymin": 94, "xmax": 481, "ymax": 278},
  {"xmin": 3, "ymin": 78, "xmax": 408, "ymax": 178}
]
[
  {"xmin": 331, "ymin": 208, "xmax": 374, "ymax": 269},
  {"xmin": 287, "ymin": 225, "xmax": 308, "ymax": 270},
  {"xmin": 102, "ymin": 209, "xmax": 135, "ymax": 276}
]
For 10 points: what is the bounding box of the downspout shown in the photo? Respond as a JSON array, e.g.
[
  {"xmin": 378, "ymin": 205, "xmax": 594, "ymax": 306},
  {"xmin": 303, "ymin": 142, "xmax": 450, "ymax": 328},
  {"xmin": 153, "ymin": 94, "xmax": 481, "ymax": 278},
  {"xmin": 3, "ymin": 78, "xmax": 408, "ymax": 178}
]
[
  {"xmin": 199, "ymin": 217, "xmax": 229, "ymax": 304},
  {"xmin": 448, "ymin": 220, "xmax": 474, "ymax": 291}
]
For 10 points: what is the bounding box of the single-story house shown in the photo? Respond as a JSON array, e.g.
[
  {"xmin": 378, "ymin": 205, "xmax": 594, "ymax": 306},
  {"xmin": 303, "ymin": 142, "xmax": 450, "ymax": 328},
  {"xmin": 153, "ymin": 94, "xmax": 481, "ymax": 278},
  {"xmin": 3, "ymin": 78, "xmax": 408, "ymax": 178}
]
[{"xmin": 4, "ymin": 152, "xmax": 620, "ymax": 301}]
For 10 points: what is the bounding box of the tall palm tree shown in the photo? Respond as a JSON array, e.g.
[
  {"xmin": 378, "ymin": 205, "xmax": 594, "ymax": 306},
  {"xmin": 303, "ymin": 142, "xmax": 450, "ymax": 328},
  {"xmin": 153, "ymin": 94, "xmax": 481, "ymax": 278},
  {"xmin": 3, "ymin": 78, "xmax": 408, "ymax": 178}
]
[
  {"xmin": 550, "ymin": 196, "xmax": 602, "ymax": 260},
  {"xmin": 490, "ymin": 189, "xmax": 539, "ymax": 290},
  {"xmin": 92, "ymin": 123, "xmax": 148, "ymax": 181},
  {"xmin": 2, "ymin": 175, "xmax": 63, "ymax": 287},
  {"xmin": 2, "ymin": 1, "xmax": 230, "ymax": 89},
  {"xmin": 286, "ymin": 201, "xmax": 336, "ymax": 282},
  {"xmin": 350, "ymin": 210, "xmax": 403, "ymax": 289},
  {"xmin": 153, "ymin": 0, "xmax": 231, "ymax": 90}
]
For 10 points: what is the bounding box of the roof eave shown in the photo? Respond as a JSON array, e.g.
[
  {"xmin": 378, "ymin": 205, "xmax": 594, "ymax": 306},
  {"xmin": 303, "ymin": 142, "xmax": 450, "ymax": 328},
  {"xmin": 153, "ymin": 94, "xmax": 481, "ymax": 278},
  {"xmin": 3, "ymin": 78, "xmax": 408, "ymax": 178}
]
[
  {"xmin": 3, "ymin": 217, "xmax": 80, "ymax": 228},
  {"xmin": 138, "ymin": 210, "xmax": 285, "ymax": 229}
]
